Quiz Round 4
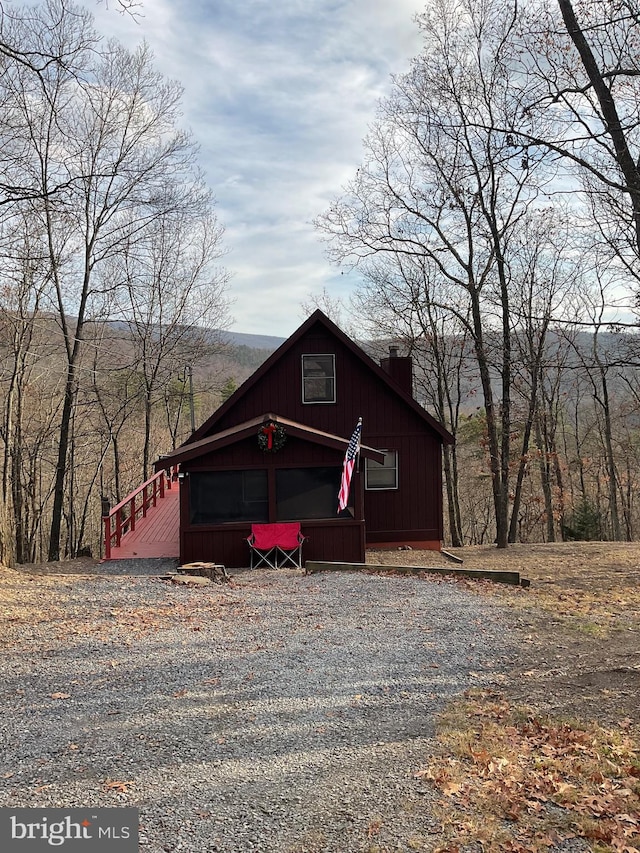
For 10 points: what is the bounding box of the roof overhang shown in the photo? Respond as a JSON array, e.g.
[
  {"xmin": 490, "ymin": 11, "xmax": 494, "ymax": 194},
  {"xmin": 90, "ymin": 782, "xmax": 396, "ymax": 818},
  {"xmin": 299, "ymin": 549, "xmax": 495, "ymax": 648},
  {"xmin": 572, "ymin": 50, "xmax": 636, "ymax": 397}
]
[{"xmin": 155, "ymin": 412, "xmax": 386, "ymax": 470}]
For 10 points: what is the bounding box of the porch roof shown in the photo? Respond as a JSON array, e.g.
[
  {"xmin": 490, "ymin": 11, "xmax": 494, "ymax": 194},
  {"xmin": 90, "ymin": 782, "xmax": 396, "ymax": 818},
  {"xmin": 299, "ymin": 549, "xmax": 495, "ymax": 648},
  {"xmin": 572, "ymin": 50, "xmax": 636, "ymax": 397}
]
[{"xmin": 154, "ymin": 412, "xmax": 386, "ymax": 470}]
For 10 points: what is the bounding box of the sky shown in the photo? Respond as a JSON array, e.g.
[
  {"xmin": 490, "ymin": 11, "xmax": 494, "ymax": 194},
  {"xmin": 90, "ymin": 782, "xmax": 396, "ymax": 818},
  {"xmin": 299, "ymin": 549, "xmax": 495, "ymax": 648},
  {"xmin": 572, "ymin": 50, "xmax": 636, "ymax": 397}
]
[{"xmin": 70, "ymin": 0, "xmax": 428, "ymax": 337}]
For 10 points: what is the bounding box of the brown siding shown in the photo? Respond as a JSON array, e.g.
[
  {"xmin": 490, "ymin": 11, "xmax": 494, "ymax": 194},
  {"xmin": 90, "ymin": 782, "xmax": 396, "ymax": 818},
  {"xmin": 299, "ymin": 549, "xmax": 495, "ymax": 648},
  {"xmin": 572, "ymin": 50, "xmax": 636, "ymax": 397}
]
[
  {"xmin": 203, "ymin": 323, "xmax": 444, "ymax": 542},
  {"xmin": 181, "ymin": 519, "xmax": 364, "ymax": 568},
  {"xmin": 364, "ymin": 433, "xmax": 443, "ymax": 543},
  {"xmin": 177, "ymin": 317, "xmax": 446, "ymax": 563}
]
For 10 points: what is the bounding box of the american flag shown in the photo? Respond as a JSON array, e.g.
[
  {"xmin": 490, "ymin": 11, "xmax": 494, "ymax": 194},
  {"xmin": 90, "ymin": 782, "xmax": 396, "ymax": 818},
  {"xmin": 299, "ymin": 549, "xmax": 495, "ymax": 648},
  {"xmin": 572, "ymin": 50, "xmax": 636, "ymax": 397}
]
[{"xmin": 338, "ymin": 418, "xmax": 362, "ymax": 512}]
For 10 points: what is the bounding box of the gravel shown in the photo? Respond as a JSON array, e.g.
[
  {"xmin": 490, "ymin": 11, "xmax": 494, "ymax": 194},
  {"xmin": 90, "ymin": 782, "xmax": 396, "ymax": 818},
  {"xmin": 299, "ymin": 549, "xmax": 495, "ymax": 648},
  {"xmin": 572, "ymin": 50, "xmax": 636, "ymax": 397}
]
[{"xmin": 0, "ymin": 565, "xmax": 519, "ymax": 852}]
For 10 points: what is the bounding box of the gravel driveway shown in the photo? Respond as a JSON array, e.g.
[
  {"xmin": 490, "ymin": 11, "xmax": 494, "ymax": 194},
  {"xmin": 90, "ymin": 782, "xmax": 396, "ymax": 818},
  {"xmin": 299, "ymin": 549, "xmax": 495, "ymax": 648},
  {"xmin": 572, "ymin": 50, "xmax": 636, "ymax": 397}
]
[{"xmin": 0, "ymin": 565, "xmax": 517, "ymax": 852}]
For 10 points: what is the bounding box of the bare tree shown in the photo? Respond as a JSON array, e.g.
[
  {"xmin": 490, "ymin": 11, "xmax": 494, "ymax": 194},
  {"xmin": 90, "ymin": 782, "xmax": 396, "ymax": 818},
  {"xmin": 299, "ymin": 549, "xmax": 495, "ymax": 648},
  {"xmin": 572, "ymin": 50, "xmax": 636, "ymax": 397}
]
[
  {"xmin": 0, "ymin": 1, "xmax": 227, "ymax": 560},
  {"xmin": 472, "ymin": 0, "xmax": 640, "ymax": 276},
  {"xmin": 506, "ymin": 208, "xmax": 580, "ymax": 541},
  {"xmin": 0, "ymin": 1, "xmax": 99, "ymax": 207},
  {"xmin": 350, "ymin": 254, "xmax": 470, "ymax": 546},
  {"xmin": 560, "ymin": 269, "xmax": 631, "ymax": 540},
  {"xmin": 554, "ymin": 0, "xmax": 640, "ymax": 260},
  {"xmin": 317, "ymin": 0, "xmax": 554, "ymax": 547},
  {"xmin": 0, "ymin": 206, "xmax": 59, "ymax": 562},
  {"xmin": 105, "ymin": 207, "xmax": 230, "ymax": 480}
]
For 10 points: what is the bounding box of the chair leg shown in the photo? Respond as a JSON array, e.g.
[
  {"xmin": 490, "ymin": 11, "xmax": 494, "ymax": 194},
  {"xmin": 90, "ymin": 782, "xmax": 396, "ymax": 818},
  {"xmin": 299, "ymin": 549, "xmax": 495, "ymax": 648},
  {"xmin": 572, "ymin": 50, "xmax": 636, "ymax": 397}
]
[
  {"xmin": 249, "ymin": 547, "xmax": 279, "ymax": 569},
  {"xmin": 276, "ymin": 546, "xmax": 303, "ymax": 569}
]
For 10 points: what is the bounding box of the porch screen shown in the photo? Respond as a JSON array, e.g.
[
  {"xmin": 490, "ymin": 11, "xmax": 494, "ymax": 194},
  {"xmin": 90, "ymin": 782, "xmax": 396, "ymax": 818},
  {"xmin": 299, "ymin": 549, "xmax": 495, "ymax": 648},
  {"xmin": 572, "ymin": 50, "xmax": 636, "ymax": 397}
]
[
  {"xmin": 276, "ymin": 467, "xmax": 341, "ymax": 520},
  {"xmin": 189, "ymin": 470, "xmax": 268, "ymax": 524}
]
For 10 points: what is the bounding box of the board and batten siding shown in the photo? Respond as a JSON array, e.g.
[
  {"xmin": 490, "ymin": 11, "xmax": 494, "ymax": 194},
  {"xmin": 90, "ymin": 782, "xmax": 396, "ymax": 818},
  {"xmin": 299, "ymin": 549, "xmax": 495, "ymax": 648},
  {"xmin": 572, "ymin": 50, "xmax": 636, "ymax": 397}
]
[
  {"xmin": 364, "ymin": 433, "xmax": 443, "ymax": 545},
  {"xmin": 180, "ymin": 519, "xmax": 365, "ymax": 567},
  {"xmin": 171, "ymin": 313, "xmax": 450, "ymax": 566},
  {"xmin": 204, "ymin": 326, "xmax": 445, "ymax": 545}
]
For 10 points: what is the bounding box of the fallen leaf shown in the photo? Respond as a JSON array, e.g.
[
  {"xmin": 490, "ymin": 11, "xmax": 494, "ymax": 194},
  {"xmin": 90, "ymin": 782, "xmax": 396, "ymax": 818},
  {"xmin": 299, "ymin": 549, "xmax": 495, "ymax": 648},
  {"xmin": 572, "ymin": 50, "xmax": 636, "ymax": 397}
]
[
  {"xmin": 104, "ymin": 780, "xmax": 133, "ymax": 793},
  {"xmin": 367, "ymin": 819, "xmax": 382, "ymax": 837},
  {"xmin": 615, "ymin": 813, "xmax": 638, "ymax": 825},
  {"xmin": 414, "ymin": 767, "xmax": 434, "ymax": 780},
  {"xmin": 50, "ymin": 692, "xmax": 70, "ymax": 700}
]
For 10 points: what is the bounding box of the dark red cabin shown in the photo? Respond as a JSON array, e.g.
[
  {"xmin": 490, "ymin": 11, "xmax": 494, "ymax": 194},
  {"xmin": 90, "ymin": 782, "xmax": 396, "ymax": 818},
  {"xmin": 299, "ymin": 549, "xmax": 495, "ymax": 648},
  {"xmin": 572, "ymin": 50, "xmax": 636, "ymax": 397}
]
[{"xmin": 155, "ymin": 310, "xmax": 453, "ymax": 568}]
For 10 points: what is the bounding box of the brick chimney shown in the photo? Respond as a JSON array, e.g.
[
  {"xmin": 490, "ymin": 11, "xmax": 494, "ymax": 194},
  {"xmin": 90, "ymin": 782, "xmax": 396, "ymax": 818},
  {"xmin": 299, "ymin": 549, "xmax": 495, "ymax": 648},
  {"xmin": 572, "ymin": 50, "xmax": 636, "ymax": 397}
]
[{"xmin": 380, "ymin": 345, "xmax": 413, "ymax": 396}]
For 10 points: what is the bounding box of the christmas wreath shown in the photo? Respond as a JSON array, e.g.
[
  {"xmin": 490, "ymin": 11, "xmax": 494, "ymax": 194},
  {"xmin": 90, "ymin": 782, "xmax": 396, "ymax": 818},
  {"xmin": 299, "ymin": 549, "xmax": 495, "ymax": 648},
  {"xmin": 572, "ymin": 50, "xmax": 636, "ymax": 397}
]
[{"xmin": 258, "ymin": 421, "xmax": 287, "ymax": 452}]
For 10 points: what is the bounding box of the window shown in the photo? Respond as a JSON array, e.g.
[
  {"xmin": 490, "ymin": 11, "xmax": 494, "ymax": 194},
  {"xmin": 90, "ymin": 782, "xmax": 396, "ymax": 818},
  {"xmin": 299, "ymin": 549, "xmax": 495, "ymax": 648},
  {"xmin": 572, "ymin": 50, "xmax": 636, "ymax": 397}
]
[
  {"xmin": 189, "ymin": 470, "xmax": 268, "ymax": 524},
  {"xmin": 365, "ymin": 451, "xmax": 398, "ymax": 490},
  {"xmin": 302, "ymin": 354, "xmax": 335, "ymax": 403},
  {"xmin": 276, "ymin": 467, "xmax": 341, "ymax": 520}
]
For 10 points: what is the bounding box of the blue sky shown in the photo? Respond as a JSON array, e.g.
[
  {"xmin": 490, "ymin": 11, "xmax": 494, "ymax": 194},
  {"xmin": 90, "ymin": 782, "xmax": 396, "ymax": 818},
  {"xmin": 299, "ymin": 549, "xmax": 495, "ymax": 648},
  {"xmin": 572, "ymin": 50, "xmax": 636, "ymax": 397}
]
[{"xmin": 76, "ymin": 0, "xmax": 427, "ymax": 336}]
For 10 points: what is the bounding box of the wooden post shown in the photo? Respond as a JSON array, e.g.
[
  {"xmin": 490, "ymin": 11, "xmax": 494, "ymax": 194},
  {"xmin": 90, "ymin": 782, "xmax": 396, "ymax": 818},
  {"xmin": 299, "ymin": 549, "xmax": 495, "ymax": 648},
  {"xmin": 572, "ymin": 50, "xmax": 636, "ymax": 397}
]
[
  {"xmin": 103, "ymin": 515, "xmax": 111, "ymax": 560},
  {"xmin": 115, "ymin": 510, "xmax": 123, "ymax": 548}
]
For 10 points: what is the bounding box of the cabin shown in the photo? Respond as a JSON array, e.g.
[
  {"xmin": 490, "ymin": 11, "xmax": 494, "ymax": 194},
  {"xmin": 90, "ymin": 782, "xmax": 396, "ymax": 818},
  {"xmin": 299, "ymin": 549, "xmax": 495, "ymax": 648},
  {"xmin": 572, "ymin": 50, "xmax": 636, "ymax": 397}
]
[{"xmin": 153, "ymin": 310, "xmax": 453, "ymax": 568}]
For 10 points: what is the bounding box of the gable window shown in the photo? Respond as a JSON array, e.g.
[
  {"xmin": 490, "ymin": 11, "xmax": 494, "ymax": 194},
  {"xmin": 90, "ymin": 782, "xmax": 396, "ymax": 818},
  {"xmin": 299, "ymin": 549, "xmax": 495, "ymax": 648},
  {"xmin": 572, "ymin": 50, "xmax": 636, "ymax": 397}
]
[
  {"xmin": 302, "ymin": 354, "xmax": 336, "ymax": 403},
  {"xmin": 365, "ymin": 451, "xmax": 398, "ymax": 490}
]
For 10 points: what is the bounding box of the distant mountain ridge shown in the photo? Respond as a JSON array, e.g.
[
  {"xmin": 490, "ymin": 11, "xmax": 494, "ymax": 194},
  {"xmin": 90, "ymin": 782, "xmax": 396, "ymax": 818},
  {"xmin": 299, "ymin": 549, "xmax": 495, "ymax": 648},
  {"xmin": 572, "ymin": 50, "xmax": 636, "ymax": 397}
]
[
  {"xmin": 221, "ymin": 330, "xmax": 286, "ymax": 350},
  {"xmin": 83, "ymin": 320, "xmax": 287, "ymax": 353}
]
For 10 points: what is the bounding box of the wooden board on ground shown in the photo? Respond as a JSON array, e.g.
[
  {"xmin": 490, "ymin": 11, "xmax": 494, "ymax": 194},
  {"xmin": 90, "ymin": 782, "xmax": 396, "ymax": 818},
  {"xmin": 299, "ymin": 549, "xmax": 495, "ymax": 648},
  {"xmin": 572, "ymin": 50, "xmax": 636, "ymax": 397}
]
[{"xmin": 305, "ymin": 560, "xmax": 526, "ymax": 586}]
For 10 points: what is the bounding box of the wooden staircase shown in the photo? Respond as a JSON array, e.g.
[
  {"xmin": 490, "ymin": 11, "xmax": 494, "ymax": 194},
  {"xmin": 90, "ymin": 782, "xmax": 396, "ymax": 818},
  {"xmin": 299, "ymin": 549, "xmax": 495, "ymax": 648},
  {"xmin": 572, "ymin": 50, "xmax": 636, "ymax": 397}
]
[{"xmin": 102, "ymin": 469, "xmax": 180, "ymax": 560}]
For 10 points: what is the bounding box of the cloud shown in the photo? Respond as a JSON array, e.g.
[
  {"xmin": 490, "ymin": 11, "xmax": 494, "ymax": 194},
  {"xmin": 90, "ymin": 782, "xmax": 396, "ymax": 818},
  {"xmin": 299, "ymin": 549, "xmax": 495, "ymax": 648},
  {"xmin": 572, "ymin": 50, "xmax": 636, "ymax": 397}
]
[{"xmin": 73, "ymin": 0, "xmax": 427, "ymax": 334}]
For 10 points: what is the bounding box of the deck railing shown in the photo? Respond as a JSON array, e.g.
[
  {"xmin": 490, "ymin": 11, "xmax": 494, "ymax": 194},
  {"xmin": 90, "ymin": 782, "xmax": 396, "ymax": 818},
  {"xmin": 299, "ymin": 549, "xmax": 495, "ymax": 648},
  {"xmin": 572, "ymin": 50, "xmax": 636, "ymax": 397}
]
[{"xmin": 102, "ymin": 468, "xmax": 177, "ymax": 560}]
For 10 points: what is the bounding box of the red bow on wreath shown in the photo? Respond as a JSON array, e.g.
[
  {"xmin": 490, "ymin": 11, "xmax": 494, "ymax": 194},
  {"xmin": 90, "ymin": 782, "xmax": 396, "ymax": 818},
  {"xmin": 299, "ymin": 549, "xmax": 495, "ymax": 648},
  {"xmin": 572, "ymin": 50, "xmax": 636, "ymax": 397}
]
[
  {"xmin": 261, "ymin": 422, "xmax": 277, "ymax": 450},
  {"xmin": 258, "ymin": 421, "xmax": 286, "ymax": 452}
]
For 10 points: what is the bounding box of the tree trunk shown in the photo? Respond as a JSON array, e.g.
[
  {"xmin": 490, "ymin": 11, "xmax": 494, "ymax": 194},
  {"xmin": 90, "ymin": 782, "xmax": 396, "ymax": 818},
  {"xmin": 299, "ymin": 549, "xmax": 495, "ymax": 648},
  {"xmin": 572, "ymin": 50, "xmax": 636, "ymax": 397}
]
[
  {"xmin": 535, "ymin": 413, "xmax": 556, "ymax": 542},
  {"xmin": 143, "ymin": 392, "xmax": 153, "ymax": 482},
  {"xmin": 597, "ymin": 371, "xmax": 621, "ymax": 540},
  {"xmin": 48, "ymin": 370, "xmax": 76, "ymax": 561},
  {"xmin": 469, "ymin": 292, "xmax": 506, "ymax": 547},
  {"xmin": 443, "ymin": 444, "xmax": 463, "ymax": 546}
]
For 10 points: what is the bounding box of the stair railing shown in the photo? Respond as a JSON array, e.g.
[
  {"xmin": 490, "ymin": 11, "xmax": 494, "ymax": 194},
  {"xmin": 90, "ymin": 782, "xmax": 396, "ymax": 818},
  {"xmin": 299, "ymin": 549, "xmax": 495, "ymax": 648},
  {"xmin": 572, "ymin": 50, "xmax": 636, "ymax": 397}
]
[{"xmin": 102, "ymin": 467, "xmax": 177, "ymax": 560}]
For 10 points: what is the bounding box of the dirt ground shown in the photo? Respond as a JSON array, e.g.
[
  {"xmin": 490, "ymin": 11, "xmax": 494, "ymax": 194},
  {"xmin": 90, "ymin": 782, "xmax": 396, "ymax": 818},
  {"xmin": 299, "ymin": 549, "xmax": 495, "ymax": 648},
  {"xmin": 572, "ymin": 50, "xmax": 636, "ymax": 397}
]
[
  {"xmin": 368, "ymin": 541, "xmax": 640, "ymax": 728},
  {"xmin": 5, "ymin": 541, "xmax": 640, "ymax": 728},
  {"xmin": 4, "ymin": 543, "xmax": 638, "ymax": 852}
]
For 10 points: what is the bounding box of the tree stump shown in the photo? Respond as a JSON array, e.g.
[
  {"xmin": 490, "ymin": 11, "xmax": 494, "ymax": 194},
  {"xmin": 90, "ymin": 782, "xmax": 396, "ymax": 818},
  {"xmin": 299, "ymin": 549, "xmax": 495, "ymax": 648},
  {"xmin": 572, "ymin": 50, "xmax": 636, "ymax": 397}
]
[{"xmin": 177, "ymin": 562, "xmax": 230, "ymax": 583}]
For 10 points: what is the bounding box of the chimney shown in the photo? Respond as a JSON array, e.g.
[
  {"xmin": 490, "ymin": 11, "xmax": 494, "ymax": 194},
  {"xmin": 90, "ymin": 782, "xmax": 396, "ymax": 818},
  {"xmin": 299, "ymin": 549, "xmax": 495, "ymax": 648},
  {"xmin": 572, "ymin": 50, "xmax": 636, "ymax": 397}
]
[{"xmin": 380, "ymin": 345, "xmax": 413, "ymax": 396}]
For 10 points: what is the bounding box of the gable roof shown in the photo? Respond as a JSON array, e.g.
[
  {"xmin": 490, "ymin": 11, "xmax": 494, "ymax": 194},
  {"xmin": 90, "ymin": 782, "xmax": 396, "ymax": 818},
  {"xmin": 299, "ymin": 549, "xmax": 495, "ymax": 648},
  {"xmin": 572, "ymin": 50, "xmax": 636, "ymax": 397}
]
[
  {"xmin": 188, "ymin": 309, "xmax": 454, "ymax": 446},
  {"xmin": 155, "ymin": 412, "xmax": 386, "ymax": 470}
]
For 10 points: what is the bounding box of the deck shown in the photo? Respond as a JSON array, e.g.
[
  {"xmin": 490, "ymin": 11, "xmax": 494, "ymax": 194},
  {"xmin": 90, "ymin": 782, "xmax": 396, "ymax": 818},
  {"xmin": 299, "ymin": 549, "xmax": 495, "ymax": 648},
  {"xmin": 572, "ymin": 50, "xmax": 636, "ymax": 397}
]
[{"xmin": 105, "ymin": 486, "xmax": 180, "ymax": 559}]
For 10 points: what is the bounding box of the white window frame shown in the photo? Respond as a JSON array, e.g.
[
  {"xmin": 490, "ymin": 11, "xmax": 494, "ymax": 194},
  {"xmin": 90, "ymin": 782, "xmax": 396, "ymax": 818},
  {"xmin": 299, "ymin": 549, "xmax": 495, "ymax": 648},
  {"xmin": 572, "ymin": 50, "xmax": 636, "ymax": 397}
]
[
  {"xmin": 365, "ymin": 450, "xmax": 398, "ymax": 490},
  {"xmin": 301, "ymin": 353, "xmax": 336, "ymax": 404}
]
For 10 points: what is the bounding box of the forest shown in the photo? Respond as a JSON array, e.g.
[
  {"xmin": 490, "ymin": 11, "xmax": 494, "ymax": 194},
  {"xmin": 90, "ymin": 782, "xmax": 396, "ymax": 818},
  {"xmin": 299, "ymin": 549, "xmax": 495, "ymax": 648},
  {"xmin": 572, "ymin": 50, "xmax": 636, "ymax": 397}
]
[
  {"xmin": 0, "ymin": 0, "xmax": 234, "ymax": 564},
  {"xmin": 2, "ymin": 0, "xmax": 640, "ymax": 563},
  {"xmin": 316, "ymin": 0, "xmax": 640, "ymax": 549}
]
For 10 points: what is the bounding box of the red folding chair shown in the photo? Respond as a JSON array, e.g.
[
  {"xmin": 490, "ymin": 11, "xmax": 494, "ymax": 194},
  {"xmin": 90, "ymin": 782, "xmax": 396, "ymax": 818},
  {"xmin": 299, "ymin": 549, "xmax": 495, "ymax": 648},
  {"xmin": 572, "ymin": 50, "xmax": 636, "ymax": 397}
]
[{"xmin": 245, "ymin": 523, "xmax": 307, "ymax": 569}]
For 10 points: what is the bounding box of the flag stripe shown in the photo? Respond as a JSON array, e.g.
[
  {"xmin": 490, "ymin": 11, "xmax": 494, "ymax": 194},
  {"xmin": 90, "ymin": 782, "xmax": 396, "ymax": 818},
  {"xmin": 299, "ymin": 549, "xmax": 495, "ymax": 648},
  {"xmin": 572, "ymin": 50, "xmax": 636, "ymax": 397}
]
[{"xmin": 338, "ymin": 419, "xmax": 362, "ymax": 512}]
